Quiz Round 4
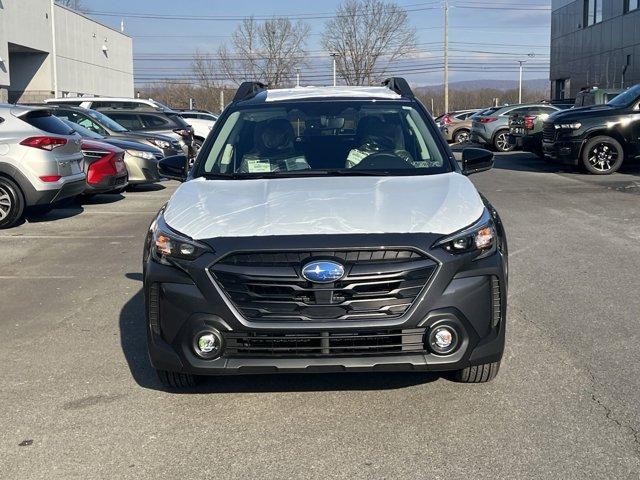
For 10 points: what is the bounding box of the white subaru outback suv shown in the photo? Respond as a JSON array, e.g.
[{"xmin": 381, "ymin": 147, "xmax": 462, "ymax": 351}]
[
  {"xmin": 0, "ymin": 105, "xmax": 85, "ymax": 228},
  {"xmin": 143, "ymin": 78, "xmax": 508, "ymax": 389}
]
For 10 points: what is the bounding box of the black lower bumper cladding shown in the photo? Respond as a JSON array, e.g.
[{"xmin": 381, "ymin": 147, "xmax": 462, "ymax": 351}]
[{"xmin": 144, "ymin": 232, "xmax": 508, "ymax": 376}]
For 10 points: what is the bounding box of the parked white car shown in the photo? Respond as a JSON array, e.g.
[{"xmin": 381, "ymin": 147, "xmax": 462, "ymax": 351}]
[
  {"xmin": 44, "ymin": 97, "xmax": 176, "ymax": 114},
  {"xmin": 177, "ymin": 111, "xmax": 217, "ymax": 150}
]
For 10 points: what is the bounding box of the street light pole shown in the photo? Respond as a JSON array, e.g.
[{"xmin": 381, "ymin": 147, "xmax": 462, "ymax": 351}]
[
  {"xmin": 517, "ymin": 60, "xmax": 526, "ymax": 104},
  {"xmin": 330, "ymin": 53, "xmax": 340, "ymax": 87},
  {"xmin": 443, "ymin": 0, "xmax": 449, "ymax": 113},
  {"xmin": 296, "ymin": 67, "xmax": 301, "ymax": 87}
]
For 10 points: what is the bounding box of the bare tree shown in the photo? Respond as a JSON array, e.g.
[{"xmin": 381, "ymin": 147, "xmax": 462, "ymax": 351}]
[
  {"xmin": 322, "ymin": 0, "xmax": 417, "ymax": 85},
  {"xmin": 55, "ymin": 0, "xmax": 85, "ymax": 11},
  {"xmin": 192, "ymin": 50, "xmax": 221, "ymax": 91},
  {"xmin": 217, "ymin": 17, "xmax": 310, "ymax": 87}
]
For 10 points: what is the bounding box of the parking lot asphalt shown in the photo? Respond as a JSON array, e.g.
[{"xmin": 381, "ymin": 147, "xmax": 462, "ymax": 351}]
[{"xmin": 1, "ymin": 153, "xmax": 640, "ymax": 479}]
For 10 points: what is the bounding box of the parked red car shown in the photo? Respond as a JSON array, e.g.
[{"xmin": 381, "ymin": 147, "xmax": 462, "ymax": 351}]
[{"xmin": 80, "ymin": 140, "xmax": 128, "ymax": 195}]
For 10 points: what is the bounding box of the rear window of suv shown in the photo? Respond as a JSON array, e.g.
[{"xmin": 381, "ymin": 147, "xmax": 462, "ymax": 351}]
[{"xmin": 20, "ymin": 110, "xmax": 74, "ymax": 135}]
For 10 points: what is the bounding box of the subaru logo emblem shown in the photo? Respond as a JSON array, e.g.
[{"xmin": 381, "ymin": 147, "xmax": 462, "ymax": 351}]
[{"xmin": 302, "ymin": 260, "xmax": 345, "ymax": 283}]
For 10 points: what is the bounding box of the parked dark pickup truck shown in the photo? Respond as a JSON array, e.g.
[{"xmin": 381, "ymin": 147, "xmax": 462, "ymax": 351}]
[{"xmin": 542, "ymin": 84, "xmax": 640, "ymax": 174}]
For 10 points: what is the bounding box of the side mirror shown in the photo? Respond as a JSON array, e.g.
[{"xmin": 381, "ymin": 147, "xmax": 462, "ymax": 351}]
[
  {"xmin": 461, "ymin": 148, "xmax": 494, "ymax": 175},
  {"xmin": 158, "ymin": 155, "xmax": 188, "ymax": 182}
]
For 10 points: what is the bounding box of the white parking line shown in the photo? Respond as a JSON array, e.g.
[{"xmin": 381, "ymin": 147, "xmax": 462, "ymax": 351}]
[
  {"xmin": 54, "ymin": 210, "xmax": 158, "ymax": 215},
  {"xmin": 0, "ymin": 276, "xmax": 76, "ymax": 279}
]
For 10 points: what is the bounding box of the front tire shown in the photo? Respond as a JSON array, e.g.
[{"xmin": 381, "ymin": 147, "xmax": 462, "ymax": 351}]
[
  {"xmin": 493, "ymin": 130, "xmax": 514, "ymax": 152},
  {"xmin": 581, "ymin": 136, "xmax": 624, "ymax": 175},
  {"xmin": 0, "ymin": 177, "xmax": 25, "ymax": 229},
  {"xmin": 452, "ymin": 361, "xmax": 501, "ymax": 383},
  {"xmin": 156, "ymin": 369, "xmax": 198, "ymax": 389}
]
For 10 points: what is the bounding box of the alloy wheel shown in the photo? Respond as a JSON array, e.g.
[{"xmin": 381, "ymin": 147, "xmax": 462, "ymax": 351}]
[
  {"xmin": 588, "ymin": 142, "xmax": 618, "ymax": 173},
  {"xmin": 455, "ymin": 131, "xmax": 470, "ymax": 143},
  {"xmin": 494, "ymin": 132, "xmax": 512, "ymax": 152},
  {"xmin": 0, "ymin": 186, "xmax": 12, "ymax": 222}
]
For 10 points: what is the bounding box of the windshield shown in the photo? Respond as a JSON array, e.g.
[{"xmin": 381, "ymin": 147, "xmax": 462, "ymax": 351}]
[
  {"xmin": 608, "ymin": 85, "xmax": 640, "ymax": 108},
  {"xmin": 61, "ymin": 119, "xmax": 103, "ymax": 139},
  {"xmin": 83, "ymin": 109, "xmax": 129, "ymax": 132},
  {"xmin": 198, "ymin": 101, "xmax": 450, "ymax": 178}
]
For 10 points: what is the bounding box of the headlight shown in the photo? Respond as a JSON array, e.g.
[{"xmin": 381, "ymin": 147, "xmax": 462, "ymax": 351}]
[
  {"xmin": 148, "ymin": 138, "xmax": 171, "ymax": 149},
  {"xmin": 150, "ymin": 213, "xmax": 210, "ymax": 264},
  {"xmin": 554, "ymin": 123, "xmax": 581, "ymax": 130},
  {"xmin": 126, "ymin": 149, "xmax": 155, "ymax": 160},
  {"xmin": 433, "ymin": 209, "xmax": 496, "ymax": 255}
]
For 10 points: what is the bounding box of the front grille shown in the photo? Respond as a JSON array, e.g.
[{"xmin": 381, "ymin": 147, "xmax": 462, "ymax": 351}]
[
  {"xmin": 225, "ymin": 329, "xmax": 427, "ymax": 357},
  {"xmin": 211, "ymin": 249, "xmax": 437, "ymax": 322},
  {"xmin": 542, "ymin": 123, "xmax": 556, "ymax": 142}
]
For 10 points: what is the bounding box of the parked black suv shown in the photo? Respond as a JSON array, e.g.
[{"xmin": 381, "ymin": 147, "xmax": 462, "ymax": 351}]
[
  {"xmin": 542, "ymin": 84, "xmax": 640, "ymax": 174},
  {"xmin": 142, "ymin": 78, "xmax": 508, "ymax": 389}
]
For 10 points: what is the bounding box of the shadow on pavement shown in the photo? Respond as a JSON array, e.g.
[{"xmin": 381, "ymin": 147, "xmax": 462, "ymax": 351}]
[
  {"xmin": 128, "ymin": 183, "xmax": 166, "ymax": 192},
  {"xmin": 120, "ymin": 281, "xmax": 439, "ymax": 394},
  {"xmin": 76, "ymin": 193, "xmax": 126, "ymax": 205},
  {"xmin": 24, "ymin": 203, "xmax": 84, "ymax": 223}
]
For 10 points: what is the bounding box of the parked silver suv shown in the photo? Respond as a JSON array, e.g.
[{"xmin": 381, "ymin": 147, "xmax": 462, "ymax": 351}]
[
  {"xmin": 0, "ymin": 105, "xmax": 85, "ymax": 228},
  {"xmin": 471, "ymin": 104, "xmax": 561, "ymax": 152}
]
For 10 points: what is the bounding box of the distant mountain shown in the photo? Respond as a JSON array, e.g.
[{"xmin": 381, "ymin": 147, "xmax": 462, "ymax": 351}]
[{"xmin": 415, "ymin": 78, "xmax": 549, "ymax": 92}]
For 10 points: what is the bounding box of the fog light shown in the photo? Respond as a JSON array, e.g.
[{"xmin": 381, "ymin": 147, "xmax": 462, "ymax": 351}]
[
  {"xmin": 428, "ymin": 325, "xmax": 459, "ymax": 355},
  {"xmin": 434, "ymin": 328, "xmax": 453, "ymax": 348},
  {"xmin": 193, "ymin": 329, "xmax": 224, "ymax": 359}
]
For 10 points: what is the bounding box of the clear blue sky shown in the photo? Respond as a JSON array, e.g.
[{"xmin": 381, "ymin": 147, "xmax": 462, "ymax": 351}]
[{"xmin": 78, "ymin": 0, "xmax": 552, "ymax": 87}]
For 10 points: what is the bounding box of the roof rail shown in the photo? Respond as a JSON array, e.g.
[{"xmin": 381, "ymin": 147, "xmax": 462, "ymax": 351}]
[
  {"xmin": 382, "ymin": 77, "xmax": 414, "ymax": 98},
  {"xmin": 233, "ymin": 81, "xmax": 267, "ymax": 102}
]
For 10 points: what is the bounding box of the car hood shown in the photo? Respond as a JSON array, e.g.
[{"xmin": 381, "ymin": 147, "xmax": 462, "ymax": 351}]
[
  {"xmin": 111, "ymin": 131, "xmax": 175, "ymax": 143},
  {"xmin": 163, "ymin": 173, "xmax": 485, "ymax": 240},
  {"xmin": 101, "ymin": 138, "xmax": 162, "ymax": 153},
  {"xmin": 548, "ymin": 104, "xmax": 616, "ymax": 122}
]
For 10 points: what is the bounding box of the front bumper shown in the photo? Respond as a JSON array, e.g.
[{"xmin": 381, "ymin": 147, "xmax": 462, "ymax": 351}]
[
  {"xmin": 143, "ymin": 231, "xmax": 508, "ymax": 376},
  {"xmin": 542, "ymin": 139, "xmax": 582, "ymax": 165},
  {"xmin": 124, "ymin": 154, "xmax": 161, "ymax": 184},
  {"xmin": 470, "ymin": 128, "xmax": 491, "ymax": 145}
]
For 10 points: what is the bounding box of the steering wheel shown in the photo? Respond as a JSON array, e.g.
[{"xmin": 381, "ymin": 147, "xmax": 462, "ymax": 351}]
[{"xmin": 351, "ymin": 152, "xmax": 414, "ymax": 170}]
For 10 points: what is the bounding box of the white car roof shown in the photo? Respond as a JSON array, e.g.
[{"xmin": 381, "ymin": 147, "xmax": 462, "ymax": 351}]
[
  {"xmin": 44, "ymin": 97, "xmax": 157, "ymax": 104},
  {"xmin": 262, "ymin": 86, "xmax": 402, "ymax": 102}
]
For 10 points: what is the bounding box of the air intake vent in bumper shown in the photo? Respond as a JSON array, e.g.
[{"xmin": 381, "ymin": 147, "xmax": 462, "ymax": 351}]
[{"xmin": 225, "ymin": 329, "xmax": 427, "ymax": 357}]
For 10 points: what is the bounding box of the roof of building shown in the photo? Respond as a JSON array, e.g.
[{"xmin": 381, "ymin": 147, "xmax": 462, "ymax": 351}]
[{"xmin": 257, "ymin": 86, "xmax": 403, "ymax": 103}]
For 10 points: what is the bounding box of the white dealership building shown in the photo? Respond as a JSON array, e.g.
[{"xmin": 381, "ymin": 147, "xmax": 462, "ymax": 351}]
[{"xmin": 0, "ymin": 0, "xmax": 133, "ymax": 103}]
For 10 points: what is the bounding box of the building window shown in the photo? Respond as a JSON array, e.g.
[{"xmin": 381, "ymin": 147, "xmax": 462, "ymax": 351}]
[
  {"xmin": 626, "ymin": 0, "xmax": 639, "ymax": 12},
  {"xmin": 555, "ymin": 79, "xmax": 567, "ymax": 100},
  {"xmin": 584, "ymin": 0, "xmax": 603, "ymax": 26}
]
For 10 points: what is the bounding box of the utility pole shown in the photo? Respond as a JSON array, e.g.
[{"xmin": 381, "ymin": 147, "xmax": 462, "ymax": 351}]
[
  {"xmin": 219, "ymin": 90, "xmax": 225, "ymax": 113},
  {"xmin": 330, "ymin": 53, "xmax": 339, "ymax": 87},
  {"xmin": 517, "ymin": 60, "xmax": 526, "ymax": 104},
  {"xmin": 50, "ymin": 0, "xmax": 58, "ymax": 97},
  {"xmin": 296, "ymin": 67, "xmax": 301, "ymax": 87},
  {"xmin": 443, "ymin": 0, "xmax": 449, "ymax": 113}
]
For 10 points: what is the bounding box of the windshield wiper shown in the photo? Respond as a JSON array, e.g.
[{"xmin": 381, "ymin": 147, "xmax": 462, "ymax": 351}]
[{"xmin": 200, "ymin": 169, "xmax": 407, "ymax": 180}]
